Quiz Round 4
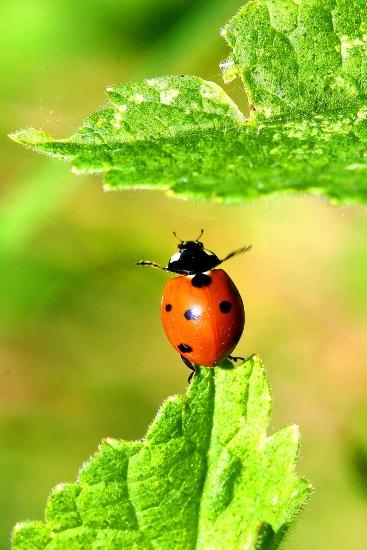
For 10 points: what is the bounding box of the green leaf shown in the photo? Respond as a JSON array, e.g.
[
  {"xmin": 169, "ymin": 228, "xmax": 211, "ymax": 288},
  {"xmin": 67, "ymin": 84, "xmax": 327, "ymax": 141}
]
[
  {"xmin": 10, "ymin": 75, "xmax": 244, "ymax": 163},
  {"xmin": 9, "ymin": 0, "xmax": 367, "ymax": 204},
  {"xmin": 222, "ymin": 0, "xmax": 367, "ymax": 119},
  {"xmin": 12, "ymin": 356, "xmax": 311, "ymax": 550}
]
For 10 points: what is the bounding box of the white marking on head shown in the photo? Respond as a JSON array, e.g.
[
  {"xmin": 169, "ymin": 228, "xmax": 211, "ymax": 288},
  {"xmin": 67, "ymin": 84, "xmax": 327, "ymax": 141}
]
[{"xmin": 169, "ymin": 252, "xmax": 181, "ymax": 263}]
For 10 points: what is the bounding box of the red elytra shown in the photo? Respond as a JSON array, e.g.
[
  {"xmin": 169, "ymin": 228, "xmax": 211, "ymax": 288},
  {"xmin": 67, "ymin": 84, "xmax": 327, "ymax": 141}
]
[
  {"xmin": 137, "ymin": 232, "xmax": 251, "ymax": 378},
  {"xmin": 161, "ymin": 269, "xmax": 244, "ymax": 366}
]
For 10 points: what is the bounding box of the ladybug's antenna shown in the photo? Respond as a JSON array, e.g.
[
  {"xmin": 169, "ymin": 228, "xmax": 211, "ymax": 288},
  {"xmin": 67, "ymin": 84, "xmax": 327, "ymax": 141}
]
[
  {"xmin": 173, "ymin": 231, "xmax": 183, "ymax": 243},
  {"xmin": 220, "ymin": 244, "xmax": 252, "ymax": 264},
  {"xmin": 195, "ymin": 229, "xmax": 204, "ymax": 242}
]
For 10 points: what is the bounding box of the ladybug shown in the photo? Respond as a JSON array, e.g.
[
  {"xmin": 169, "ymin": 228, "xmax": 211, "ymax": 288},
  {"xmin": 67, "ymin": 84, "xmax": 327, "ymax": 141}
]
[{"xmin": 137, "ymin": 230, "xmax": 251, "ymax": 381}]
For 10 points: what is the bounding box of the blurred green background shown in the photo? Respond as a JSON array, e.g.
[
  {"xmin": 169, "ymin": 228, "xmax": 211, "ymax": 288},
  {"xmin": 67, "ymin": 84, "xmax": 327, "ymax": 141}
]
[{"xmin": 1, "ymin": 1, "xmax": 367, "ymax": 548}]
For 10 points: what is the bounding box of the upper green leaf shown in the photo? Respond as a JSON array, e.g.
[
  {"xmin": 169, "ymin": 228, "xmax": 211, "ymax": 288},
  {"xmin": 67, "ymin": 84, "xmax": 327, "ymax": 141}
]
[
  {"xmin": 10, "ymin": 0, "xmax": 367, "ymax": 203},
  {"xmin": 12, "ymin": 357, "xmax": 311, "ymax": 550},
  {"xmin": 222, "ymin": 0, "xmax": 367, "ymax": 118}
]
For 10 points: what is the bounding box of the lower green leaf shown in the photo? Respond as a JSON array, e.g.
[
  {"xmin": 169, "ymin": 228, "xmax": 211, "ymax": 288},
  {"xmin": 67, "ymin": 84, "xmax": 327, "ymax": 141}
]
[{"xmin": 12, "ymin": 356, "xmax": 311, "ymax": 550}]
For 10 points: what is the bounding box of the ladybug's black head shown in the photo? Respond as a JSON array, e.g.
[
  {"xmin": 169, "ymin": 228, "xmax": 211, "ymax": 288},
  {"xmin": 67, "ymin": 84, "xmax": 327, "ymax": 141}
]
[
  {"xmin": 137, "ymin": 232, "xmax": 251, "ymax": 274},
  {"xmin": 168, "ymin": 239, "xmax": 220, "ymax": 275},
  {"xmin": 177, "ymin": 240, "xmax": 203, "ymax": 251}
]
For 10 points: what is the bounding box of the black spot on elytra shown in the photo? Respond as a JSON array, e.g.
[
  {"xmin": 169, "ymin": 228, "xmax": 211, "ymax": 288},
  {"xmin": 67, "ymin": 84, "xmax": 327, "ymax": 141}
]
[
  {"xmin": 165, "ymin": 304, "xmax": 172, "ymax": 312},
  {"xmin": 184, "ymin": 308, "xmax": 200, "ymax": 320},
  {"xmin": 191, "ymin": 273, "xmax": 212, "ymax": 287},
  {"xmin": 219, "ymin": 300, "xmax": 232, "ymax": 313},
  {"xmin": 178, "ymin": 343, "xmax": 193, "ymax": 353}
]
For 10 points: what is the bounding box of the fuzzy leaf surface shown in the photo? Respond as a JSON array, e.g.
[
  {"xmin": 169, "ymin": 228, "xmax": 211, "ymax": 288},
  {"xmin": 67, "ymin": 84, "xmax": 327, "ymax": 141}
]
[
  {"xmin": 12, "ymin": 357, "xmax": 311, "ymax": 550},
  {"xmin": 10, "ymin": 0, "xmax": 367, "ymax": 204}
]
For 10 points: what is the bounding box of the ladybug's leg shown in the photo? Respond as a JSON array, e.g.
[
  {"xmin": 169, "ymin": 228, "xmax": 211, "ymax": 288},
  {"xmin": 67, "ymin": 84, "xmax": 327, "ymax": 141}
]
[
  {"xmin": 219, "ymin": 244, "xmax": 252, "ymax": 265},
  {"xmin": 228, "ymin": 355, "xmax": 245, "ymax": 362},
  {"xmin": 180, "ymin": 355, "xmax": 197, "ymax": 383},
  {"xmin": 136, "ymin": 260, "xmax": 169, "ymax": 271},
  {"xmin": 229, "ymin": 353, "xmax": 256, "ymax": 363},
  {"xmin": 188, "ymin": 371, "xmax": 195, "ymax": 383}
]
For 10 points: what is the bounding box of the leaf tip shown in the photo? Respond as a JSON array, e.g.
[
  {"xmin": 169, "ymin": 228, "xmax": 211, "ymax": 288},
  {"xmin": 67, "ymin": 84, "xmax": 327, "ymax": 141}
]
[
  {"xmin": 12, "ymin": 520, "xmax": 51, "ymax": 550},
  {"xmin": 243, "ymin": 353, "xmax": 261, "ymax": 368},
  {"xmin": 12, "ymin": 521, "xmax": 25, "ymax": 534},
  {"xmin": 289, "ymin": 423, "xmax": 301, "ymax": 442},
  {"xmin": 53, "ymin": 481, "xmax": 68, "ymax": 494},
  {"xmin": 8, "ymin": 128, "xmax": 53, "ymax": 146}
]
